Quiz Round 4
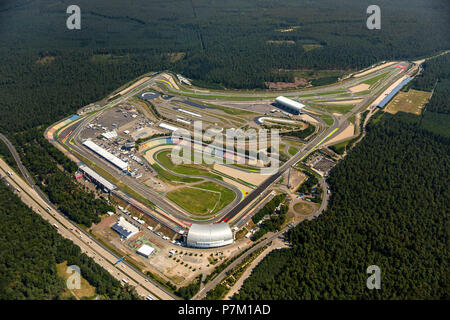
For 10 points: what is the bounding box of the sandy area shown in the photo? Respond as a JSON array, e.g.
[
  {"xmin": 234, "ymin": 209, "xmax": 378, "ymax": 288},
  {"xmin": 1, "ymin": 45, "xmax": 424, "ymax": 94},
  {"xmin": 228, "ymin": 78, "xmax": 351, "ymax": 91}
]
[
  {"xmin": 143, "ymin": 145, "xmax": 173, "ymax": 164},
  {"xmin": 213, "ymin": 164, "xmax": 269, "ymax": 186},
  {"xmin": 160, "ymin": 73, "xmax": 180, "ymax": 90},
  {"xmin": 130, "ymin": 127, "xmax": 162, "ymax": 140},
  {"xmin": 326, "ymin": 123, "xmax": 355, "ymax": 145},
  {"xmin": 266, "ymin": 77, "xmax": 309, "ymax": 89},
  {"xmin": 353, "ymin": 61, "xmax": 397, "ymax": 78},
  {"xmin": 298, "ymin": 114, "xmax": 319, "ymax": 124},
  {"xmin": 325, "ymin": 99, "xmax": 363, "ymax": 105},
  {"xmin": 118, "ymin": 77, "xmax": 150, "ymax": 96},
  {"xmin": 287, "ymin": 169, "xmax": 306, "ymax": 192},
  {"xmin": 348, "ymin": 83, "xmax": 370, "ymax": 93}
]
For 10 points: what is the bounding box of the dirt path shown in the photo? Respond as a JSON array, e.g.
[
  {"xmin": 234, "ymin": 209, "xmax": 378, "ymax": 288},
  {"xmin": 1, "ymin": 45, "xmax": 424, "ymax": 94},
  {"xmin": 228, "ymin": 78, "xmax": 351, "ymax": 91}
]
[
  {"xmin": 325, "ymin": 122, "xmax": 355, "ymax": 145},
  {"xmin": 348, "ymin": 83, "xmax": 370, "ymax": 93},
  {"xmin": 353, "ymin": 61, "xmax": 397, "ymax": 78},
  {"xmin": 224, "ymin": 237, "xmax": 288, "ymax": 299}
]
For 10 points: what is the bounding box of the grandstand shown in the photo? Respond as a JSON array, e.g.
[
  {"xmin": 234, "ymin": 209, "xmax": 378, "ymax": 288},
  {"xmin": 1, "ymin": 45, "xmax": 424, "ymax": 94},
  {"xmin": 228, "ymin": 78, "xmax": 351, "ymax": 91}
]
[
  {"xmin": 377, "ymin": 77, "xmax": 413, "ymax": 108},
  {"xmin": 79, "ymin": 165, "xmax": 116, "ymax": 193},
  {"xmin": 82, "ymin": 140, "xmax": 129, "ymax": 171}
]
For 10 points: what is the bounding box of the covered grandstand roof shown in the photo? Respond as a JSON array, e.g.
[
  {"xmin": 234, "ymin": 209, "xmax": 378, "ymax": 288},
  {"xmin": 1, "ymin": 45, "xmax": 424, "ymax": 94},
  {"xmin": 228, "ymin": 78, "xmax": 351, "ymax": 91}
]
[
  {"xmin": 82, "ymin": 140, "xmax": 129, "ymax": 171},
  {"xmin": 79, "ymin": 165, "xmax": 116, "ymax": 192},
  {"xmin": 378, "ymin": 77, "xmax": 413, "ymax": 108},
  {"xmin": 186, "ymin": 223, "xmax": 233, "ymax": 248}
]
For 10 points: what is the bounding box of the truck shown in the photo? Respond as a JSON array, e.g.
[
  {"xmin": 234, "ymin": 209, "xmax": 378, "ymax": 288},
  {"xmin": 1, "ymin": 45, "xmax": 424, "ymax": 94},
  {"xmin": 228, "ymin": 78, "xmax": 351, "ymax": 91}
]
[
  {"xmin": 53, "ymin": 224, "xmax": 59, "ymax": 229},
  {"xmin": 122, "ymin": 279, "xmax": 128, "ymax": 284}
]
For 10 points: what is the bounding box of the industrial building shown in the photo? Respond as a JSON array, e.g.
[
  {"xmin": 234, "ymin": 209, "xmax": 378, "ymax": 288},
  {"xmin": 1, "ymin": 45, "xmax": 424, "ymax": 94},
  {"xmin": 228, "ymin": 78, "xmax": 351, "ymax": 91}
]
[
  {"xmin": 159, "ymin": 122, "xmax": 181, "ymax": 132},
  {"xmin": 377, "ymin": 77, "xmax": 413, "ymax": 108},
  {"xmin": 275, "ymin": 96, "xmax": 305, "ymax": 115},
  {"xmin": 101, "ymin": 130, "xmax": 118, "ymax": 140},
  {"xmin": 111, "ymin": 217, "xmax": 139, "ymax": 239},
  {"xmin": 136, "ymin": 244, "xmax": 155, "ymax": 258},
  {"xmin": 78, "ymin": 165, "xmax": 117, "ymax": 193},
  {"xmin": 185, "ymin": 223, "xmax": 233, "ymax": 248},
  {"xmin": 82, "ymin": 140, "xmax": 129, "ymax": 171}
]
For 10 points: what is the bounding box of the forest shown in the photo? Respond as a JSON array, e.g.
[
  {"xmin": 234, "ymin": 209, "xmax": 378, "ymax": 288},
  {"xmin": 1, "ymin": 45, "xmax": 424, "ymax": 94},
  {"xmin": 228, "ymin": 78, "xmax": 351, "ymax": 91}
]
[
  {"xmin": 0, "ymin": 0, "xmax": 449, "ymax": 94},
  {"xmin": 9, "ymin": 129, "xmax": 115, "ymax": 227},
  {"xmin": 0, "ymin": 182, "xmax": 140, "ymax": 299},
  {"xmin": 235, "ymin": 113, "xmax": 449, "ymax": 299},
  {"xmin": 411, "ymin": 53, "xmax": 450, "ymax": 115}
]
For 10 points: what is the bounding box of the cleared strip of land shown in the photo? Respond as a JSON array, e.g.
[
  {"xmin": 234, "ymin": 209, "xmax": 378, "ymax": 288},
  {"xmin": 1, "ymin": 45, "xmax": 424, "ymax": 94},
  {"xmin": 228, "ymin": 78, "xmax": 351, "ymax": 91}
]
[
  {"xmin": 118, "ymin": 77, "xmax": 150, "ymax": 95},
  {"xmin": 353, "ymin": 61, "xmax": 397, "ymax": 78}
]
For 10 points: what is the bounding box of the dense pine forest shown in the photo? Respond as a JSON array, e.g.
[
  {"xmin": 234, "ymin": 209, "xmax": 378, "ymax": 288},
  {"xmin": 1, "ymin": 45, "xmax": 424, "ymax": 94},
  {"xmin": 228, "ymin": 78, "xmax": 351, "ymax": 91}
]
[
  {"xmin": 234, "ymin": 113, "xmax": 449, "ymax": 299},
  {"xmin": 0, "ymin": 182, "xmax": 140, "ymax": 299},
  {"xmin": 7, "ymin": 129, "xmax": 116, "ymax": 227},
  {"xmin": 0, "ymin": 1, "xmax": 449, "ymax": 133},
  {"xmin": 412, "ymin": 54, "xmax": 450, "ymax": 114}
]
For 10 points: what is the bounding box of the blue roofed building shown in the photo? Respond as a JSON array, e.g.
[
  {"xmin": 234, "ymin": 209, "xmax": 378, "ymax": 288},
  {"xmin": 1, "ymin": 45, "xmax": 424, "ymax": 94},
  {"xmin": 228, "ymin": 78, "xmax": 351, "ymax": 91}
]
[
  {"xmin": 377, "ymin": 77, "xmax": 413, "ymax": 108},
  {"xmin": 111, "ymin": 217, "xmax": 139, "ymax": 239}
]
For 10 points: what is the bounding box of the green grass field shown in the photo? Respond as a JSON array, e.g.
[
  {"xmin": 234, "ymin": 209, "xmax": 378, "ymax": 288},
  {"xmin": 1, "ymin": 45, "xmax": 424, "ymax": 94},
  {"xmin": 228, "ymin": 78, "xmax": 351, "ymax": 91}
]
[
  {"xmin": 320, "ymin": 114, "xmax": 335, "ymax": 126},
  {"xmin": 329, "ymin": 140, "xmax": 350, "ymax": 155},
  {"xmin": 288, "ymin": 146, "xmax": 299, "ymax": 156},
  {"xmin": 152, "ymin": 162, "xmax": 202, "ymax": 184},
  {"xmin": 316, "ymin": 103, "xmax": 355, "ymax": 115},
  {"xmin": 384, "ymin": 89, "xmax": 431, "ymax": 115},
  {"xmin": 363, "ymin": 71, "xmax": 390, "ymax": 86},
  {"xmin": 156, "ymin": 150, "xmax": 223, "ymax": 181},
  {"xmin": 56, "ymin": 261, "xmax": 97, "ymax": 300},
  {"xmin": 166, "ymin": 181, "xmax": 236, "ymax": 216},
  {"xmin": 230, "ymin": 163, "xmax": 261, "ymax": 173}
]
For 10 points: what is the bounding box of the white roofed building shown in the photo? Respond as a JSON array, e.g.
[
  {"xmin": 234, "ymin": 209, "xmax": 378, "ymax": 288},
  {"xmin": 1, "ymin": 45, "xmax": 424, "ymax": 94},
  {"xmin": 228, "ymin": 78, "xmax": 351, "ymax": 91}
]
[
  {"xmin": 136, "ymin": 244, "xmax": 155, "ymax": 258},
  {"xmin": 79, "ymin": 165, "xmax": 117, "ymax": 192},
  {"xmin": 186, "ymin": 223, "xmax": 233, "ymax": 248},
  {"xmin": 82, "ymin": 140, "xmax": 129, "ymax": 171},
  {"xmin": 159, "ymin": 122, "xmax": 181, "ymax": 132},
  {"xmin": 111, "ymin": 217, "xmax": 139, "ymax": 239},
  {"xmin": 275, "ymin": 96, "xmax": 305, "ymax": 115}
]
